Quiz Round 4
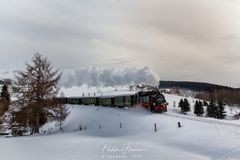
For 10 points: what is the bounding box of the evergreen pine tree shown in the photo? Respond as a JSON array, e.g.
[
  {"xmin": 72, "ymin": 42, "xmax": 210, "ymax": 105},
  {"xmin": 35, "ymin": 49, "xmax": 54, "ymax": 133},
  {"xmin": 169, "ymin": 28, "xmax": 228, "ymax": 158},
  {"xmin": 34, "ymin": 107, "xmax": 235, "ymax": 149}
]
[
  {"xmin": 181, "ymin": 98, "xmax": 190, "ymax": 114},
  {"xmin": 207, "ymin": 100, "xmax": 215, "ymax": 118},
  {"xmin": 194, "ymin": 100, "xmax": 204, "ymax": 117},
  {"xmin": 194, "ymin": 100, "xmax": 200, "ymax": 116},
  {"xmin": 0, "ymin": 84, "xmax": 10, "ymax": 116},
  {"xmin": 217, "ymin": 101, "xmax": 226, "ymax": 119},
  {"xmin": 212, "ymin": 102, "xmax": 219, "ymax": 118},
  {"xmin": 207, "ymin": 100, "xmax": 220, "ymax": 118},
  {"xmin": 198, "ymin": 100, "xmax": 203, "ymax": 107},
  {"xmin": 178, "ymin": 99, "xmax": 184, "ymax": 109},
  {"xmin": 198, "ymin": 100, "xmax": 204, "ymax": 116},
  {"xmin": 203, "ymin": 101, "xmax": 208, "ymax": 107},
  {"xmin": 1, "ymin": 84, "xmax": 10, "ymax": 101}
]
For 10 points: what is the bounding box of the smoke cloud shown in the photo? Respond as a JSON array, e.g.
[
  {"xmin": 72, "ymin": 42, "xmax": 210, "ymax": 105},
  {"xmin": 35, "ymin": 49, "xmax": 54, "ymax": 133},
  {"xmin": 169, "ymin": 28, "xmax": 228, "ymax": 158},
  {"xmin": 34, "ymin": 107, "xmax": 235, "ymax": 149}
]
[{"xmin": 60, "ymin": 66, "xmax": 160, "ymax": 88}]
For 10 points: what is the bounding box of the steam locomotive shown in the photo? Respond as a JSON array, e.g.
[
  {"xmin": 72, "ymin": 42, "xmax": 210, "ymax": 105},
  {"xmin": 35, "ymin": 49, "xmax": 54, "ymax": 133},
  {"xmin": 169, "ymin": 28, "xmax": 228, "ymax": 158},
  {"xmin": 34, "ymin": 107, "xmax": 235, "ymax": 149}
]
[
  {"xmin": 56, "ymin": 90, "xmax": 168, "ymax": 113},
  {"xmin": 138, "ymin": 90, "xmax": 168, "ymax": 113}
]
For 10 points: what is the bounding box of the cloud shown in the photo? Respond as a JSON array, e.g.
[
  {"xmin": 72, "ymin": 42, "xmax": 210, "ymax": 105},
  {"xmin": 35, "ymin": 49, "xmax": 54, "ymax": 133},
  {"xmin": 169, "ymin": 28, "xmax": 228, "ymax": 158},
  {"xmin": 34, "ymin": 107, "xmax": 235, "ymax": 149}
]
[
  {"xmin": 220, "ymin": 34, "xmax": 240, "ymax": 40},
  {"xmin": 0, "ymin": 0, "xmax": 240, "ymax": 87}
]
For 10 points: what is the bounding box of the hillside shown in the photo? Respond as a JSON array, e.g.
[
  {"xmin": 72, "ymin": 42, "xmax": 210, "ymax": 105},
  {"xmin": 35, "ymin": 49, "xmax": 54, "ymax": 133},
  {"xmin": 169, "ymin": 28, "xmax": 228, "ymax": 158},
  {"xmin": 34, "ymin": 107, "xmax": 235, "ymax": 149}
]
[{"xmin": 159, "ymin": 81, "xmax": 237, "ymax": 92}]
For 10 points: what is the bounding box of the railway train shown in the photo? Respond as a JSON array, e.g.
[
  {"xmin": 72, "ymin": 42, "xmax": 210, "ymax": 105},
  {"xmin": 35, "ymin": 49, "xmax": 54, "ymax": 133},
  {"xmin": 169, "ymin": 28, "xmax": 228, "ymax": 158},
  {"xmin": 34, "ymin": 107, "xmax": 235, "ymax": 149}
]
[{"xmin": 56, "ymin": 90, "xmax": 168, "ymax": 113}]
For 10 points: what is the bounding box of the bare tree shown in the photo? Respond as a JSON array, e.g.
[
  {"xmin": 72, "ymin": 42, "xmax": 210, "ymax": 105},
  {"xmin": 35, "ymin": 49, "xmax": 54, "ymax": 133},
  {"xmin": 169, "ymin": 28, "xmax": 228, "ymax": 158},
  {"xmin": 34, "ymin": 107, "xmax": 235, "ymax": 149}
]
[
  {"xmin": 12, "ymin": 53, "xmax": 62, "ymax": 134},
  {"xmin": 54, "ymin": 92, "xmax": 69, "ymax": 131}
]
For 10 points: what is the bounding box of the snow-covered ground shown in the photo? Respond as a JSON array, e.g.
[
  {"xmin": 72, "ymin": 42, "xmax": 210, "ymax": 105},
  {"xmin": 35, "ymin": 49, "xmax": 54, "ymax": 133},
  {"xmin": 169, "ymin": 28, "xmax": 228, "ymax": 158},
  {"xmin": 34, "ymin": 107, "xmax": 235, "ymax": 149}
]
[{"xmin": 1, "ymin": 93, "xmax": 240, "ymax": 160}]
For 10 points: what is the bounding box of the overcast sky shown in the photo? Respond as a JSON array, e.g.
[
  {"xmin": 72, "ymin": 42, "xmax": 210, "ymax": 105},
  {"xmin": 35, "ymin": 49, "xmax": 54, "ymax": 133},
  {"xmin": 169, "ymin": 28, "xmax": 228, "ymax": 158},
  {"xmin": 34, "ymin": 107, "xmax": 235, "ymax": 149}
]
[{"xmin": 0, "ymin": 0, "xmax": 240, "ymax": 87}]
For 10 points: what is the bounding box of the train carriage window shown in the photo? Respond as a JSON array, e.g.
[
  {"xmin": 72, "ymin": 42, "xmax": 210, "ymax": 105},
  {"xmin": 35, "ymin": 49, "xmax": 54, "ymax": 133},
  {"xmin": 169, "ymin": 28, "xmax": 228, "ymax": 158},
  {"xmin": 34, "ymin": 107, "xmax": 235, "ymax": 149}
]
[{"xmin": 143, "ymin": 96, "xmax": 149, "ymax": 103}]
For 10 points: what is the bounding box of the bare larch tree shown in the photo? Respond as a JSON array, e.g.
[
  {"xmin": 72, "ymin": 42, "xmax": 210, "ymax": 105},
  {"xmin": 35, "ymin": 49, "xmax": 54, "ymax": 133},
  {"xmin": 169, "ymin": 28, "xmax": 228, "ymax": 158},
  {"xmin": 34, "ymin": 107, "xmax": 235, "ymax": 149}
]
[
  {"xmin": 12, "ymin": 53, "xmax": 62, "ymax": 134},
  {"xmin": 54, "ymin": 92, "xmax": 69, "ymax": 132}
]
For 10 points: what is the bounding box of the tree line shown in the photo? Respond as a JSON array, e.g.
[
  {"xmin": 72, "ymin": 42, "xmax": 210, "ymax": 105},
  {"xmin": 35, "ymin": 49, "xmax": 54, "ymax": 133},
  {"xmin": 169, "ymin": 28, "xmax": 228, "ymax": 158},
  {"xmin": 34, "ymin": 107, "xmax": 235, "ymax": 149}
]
[
  {"xmin": 159, "ymin": 81, "xmax": 240, "ymax": 108},
  {"xmin": 0, "ymin": 53, "xmax": 69, "ymax": 135},
  {"xmin": 197, "ymin": 90, "xmax": 240, "ymax": 106},
  {"xmin": 178, "ymin": 98, "xmax": 226, "ymax": 119},
  {"xmin": 159, "ymin": 81, "xmax": 235, "ymax": 92}
]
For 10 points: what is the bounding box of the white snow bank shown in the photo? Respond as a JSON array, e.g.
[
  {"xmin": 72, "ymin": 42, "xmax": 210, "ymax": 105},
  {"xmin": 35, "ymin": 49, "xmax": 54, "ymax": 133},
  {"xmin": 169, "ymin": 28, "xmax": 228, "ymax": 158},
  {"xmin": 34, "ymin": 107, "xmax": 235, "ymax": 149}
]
[{"xmin": 1, "ymin": 94, "xmax": 240, "ymax": 160}]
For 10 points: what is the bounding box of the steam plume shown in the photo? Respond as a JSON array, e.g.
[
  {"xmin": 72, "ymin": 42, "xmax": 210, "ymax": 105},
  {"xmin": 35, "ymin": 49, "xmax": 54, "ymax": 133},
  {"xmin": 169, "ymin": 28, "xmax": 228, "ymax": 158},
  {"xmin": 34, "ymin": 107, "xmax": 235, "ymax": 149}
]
[{"xmin": 60, "ymin": 66, "xmax": 159, "ymax": 88}]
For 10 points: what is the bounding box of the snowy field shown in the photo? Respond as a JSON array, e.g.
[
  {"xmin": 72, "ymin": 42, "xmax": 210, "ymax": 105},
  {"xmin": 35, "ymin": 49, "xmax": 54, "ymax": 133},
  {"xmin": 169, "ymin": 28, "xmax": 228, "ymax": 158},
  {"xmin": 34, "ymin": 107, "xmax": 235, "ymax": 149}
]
[{"xmin": 1, "ymin": 94, "xmax": 240, "ymax": 160}]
